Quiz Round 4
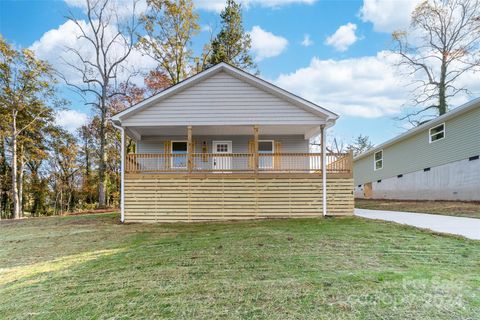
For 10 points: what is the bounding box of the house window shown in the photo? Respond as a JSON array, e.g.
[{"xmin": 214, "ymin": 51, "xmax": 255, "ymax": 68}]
[
  {"xmin": 429, "ymin": 123, "xmax": 445, "ymax": 143},
  {"xmin": 374, "ymin": 150, "xmax": 383, "ymax": 171},
  {"xmin": 258, "ymin": 141, "xmax": 274, "ymax": 153},
  {"xmin": 171, "ymin": 141, "xmax": 187, "ymax": 168},
  {"xmin": 258, "ymin": 140, "xmax": 274, "ymax": 169}
]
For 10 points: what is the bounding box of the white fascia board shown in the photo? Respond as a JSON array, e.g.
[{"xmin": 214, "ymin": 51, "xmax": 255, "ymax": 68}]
[{"xmin": 125, "ymin": 127, "xmax": 141, "ymax": 141}]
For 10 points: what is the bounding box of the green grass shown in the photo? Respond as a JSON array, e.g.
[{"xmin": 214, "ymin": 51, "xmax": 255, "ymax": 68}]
[
  {"xmin": 356, "ymin": 198, "xmax": 480, "ymax": 219},
  {"xmin": 1, "ymin": 213, "xmax": 479, "ymax": 319}
]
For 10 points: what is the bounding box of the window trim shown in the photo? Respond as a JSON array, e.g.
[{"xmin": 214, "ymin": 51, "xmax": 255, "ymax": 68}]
[
  {"xmin": 171, "ymin": 140, "xmax": 188, "ymax": 169},
  {"xmin": 212, "ymin": 140, "xmax": 233, "ymax": 154},
  {"xmin": 373, "ymin": 149, "xmax": 383, "ymax": 171},
  {"xmin": 429, "ymin": 122, "xmax": 445, "ymax": 143},
  {"xmin": 258, "ymin": 140, "xmax": 275, "ymax": 153}
]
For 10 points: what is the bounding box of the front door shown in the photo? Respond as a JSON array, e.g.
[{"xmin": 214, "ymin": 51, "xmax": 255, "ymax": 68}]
[{"xmin": 213, "ymin": 141, "xmax": 232, "ymax": 171}]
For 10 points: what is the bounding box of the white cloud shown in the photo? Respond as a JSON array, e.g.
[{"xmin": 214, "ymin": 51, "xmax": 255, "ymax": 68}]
[
  {"xmin": 30, "ymin": 20, "xmax": 157, "ymax": 87},
  {"xmin": 274, "ymin": 51, "xmax": 480, "ymax": 118},
  {"xmin": 194, "ymin": 0, "xmax": 316, "ymax": 12},
  {"xmin": 301, "ymin": 34, "xmax": 313, "ymax": 47},
  {"xmin": 325, "ymin": 23, "xmax": 358, "ymax": 52},
  {"xmin": 359, "ymin": 0, "xmax": 421, "ymax": 33},
  {"xmin": 274, "ymin": 51, "xmax": 411, "ymax": 118},
  {"xmin": 56, "ymin": 109, "xmax": 88, "ymax": 132},
  {"xmin": 249, "ymin": 26, "xmax": 288, "ymax": 61}
]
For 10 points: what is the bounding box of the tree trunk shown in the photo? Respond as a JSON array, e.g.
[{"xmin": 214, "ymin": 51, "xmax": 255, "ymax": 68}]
[
  {"xmin": 18, "ymin": 146, "xmax": 24, "ymax": 217},
  {"xmin": 85, "ymin": 136, "xmax": 92, "ymax": 204},
  {"xmin": 31, "ymin": 164, "xmax": 39, "ymax": 217},
  {"xmin": 98, "ymin": 103, "xmax": 108, "ymax": 208},
  {"xmin": 0, "ymin": 136, "xmax": 5, "ymax": 219},
  {"xmin": 438, "ymin": 58, "xmax": 447, "ymax": 115},
  {"xmin": 11, "ymin": 112, "xmax": 20, "ymax": 219}
]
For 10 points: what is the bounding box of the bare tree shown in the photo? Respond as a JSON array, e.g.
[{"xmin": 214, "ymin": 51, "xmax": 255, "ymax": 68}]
[
  {"xmin": 310, "ymin": 136, "xmax": 345, "ymax": 154},
  {"xmin": 61, "ymin": 0, "xmax": 140, "ymax": 208},
  {"xmin": 393, "ymin": 0, "xmax": 480, "ymax": 124},
  {"xmin": 347, "ymin": 135, "xmax": 374, "ymax": 157}
]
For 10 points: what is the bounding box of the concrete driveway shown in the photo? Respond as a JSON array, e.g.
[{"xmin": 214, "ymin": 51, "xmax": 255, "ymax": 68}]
[{"xmin": 355, "ymin": 208, "xmax": 480, "ymax": 240}]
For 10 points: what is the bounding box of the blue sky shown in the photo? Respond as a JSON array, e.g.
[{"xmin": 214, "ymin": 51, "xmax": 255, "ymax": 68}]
[{"xmin": 1, "ymin": 0, "xmax": 478, "ymax": 146}]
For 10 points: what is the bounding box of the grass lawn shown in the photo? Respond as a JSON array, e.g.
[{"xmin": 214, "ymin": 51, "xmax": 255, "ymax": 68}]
[
  {"xmin": 356, "ymin": 198, "xmax": 480, "ymax": 219},
  {"xmin": 1, "ymin": 213, "xmax": 479, "ymax": 319}
]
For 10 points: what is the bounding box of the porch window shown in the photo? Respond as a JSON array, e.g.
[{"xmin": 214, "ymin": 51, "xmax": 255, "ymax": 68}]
[
  {"xmin": 374, "ymin": 150, "xmax": 383, "ymax": 171},
  {"xmin": 171, "ymin": 141, "xmax": 187, "ymax": 168},
  {"xmin": 429, "ymin": 123, "xmax": 445, "ymax": 143},
  {"xmin": 259, "ymin": 140, "xmax": 274, "ymax": 169}
]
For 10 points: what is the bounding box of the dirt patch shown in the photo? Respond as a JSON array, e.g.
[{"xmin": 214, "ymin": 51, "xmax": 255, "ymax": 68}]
[
  {"xmin": 355, "ymin": 199, "xmax": 480, "ymax": 219},
  {"xmin": 67, "ymin": 209, "xmax": 119, "ymax": 216}
]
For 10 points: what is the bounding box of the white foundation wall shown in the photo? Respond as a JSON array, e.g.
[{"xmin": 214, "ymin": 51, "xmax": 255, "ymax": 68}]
[{"xmin": 355, "ymin": 157, "xmax": 480, "ymax": 201}]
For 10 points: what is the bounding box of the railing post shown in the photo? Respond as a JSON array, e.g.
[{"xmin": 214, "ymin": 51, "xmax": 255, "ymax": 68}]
[
  {"xmin": 348, "ymin": 149, "xmax": 354, "ymax": 177},
  {"xmin": 253, "ymin": 125, "xmax": 259, "ymax": 174},
  {"xmin": 187, "ymin": 125, "xmax": 193, "ymax": 173}
]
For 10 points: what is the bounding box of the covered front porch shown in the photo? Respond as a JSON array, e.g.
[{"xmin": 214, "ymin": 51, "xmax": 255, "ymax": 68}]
[
  {"xmin": 118, "ymin": 124, "xmax": 354, "ymax": 222},
  {"xmin": 122, "ymin": 124, "xmax": 353, "ymax": 175}
]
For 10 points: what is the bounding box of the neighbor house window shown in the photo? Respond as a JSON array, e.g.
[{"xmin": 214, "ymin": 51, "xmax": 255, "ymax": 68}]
[
  {"xmin": 171, "ymin": 141, "xmax": 187, "ymax": 168},
  {"xmin": 374, "ymin": 150, "xmax": 383, "ymax": 171},
  {"xmin": 258, "ymin": 140, "xmax": 274, "ymax": 169},
  {"xmin": 429, "ymin": 123, "xmax": 445, "ymax": 143}
]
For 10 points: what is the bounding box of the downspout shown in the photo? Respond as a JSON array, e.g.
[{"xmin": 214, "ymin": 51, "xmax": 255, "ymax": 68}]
[
  {"xmin": 321, "ymin": 125, "xmax": 327, "ymax": 216},
  {"xmin": 111, "ymin": 122, "xmax": 125, "ymax": 223}
]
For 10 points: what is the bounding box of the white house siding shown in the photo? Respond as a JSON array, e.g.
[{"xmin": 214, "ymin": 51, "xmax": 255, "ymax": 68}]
[
  {"xmin": 354, "ymin": 157, "xmax": 480, "ymax": 201},
  {"xmin": 121, "ymin": 71, "xmax": 326, "ymax": 126}
]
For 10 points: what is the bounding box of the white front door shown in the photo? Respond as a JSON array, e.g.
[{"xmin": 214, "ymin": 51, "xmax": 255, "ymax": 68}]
[{"xmin": 213, "ymin": 141, "xmax": 232, "ymax": 171}]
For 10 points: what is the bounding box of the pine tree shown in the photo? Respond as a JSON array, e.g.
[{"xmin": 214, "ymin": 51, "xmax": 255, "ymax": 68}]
[{"xmin": 206, "ymin": 0, "xmax": 256, "ymax": 71}]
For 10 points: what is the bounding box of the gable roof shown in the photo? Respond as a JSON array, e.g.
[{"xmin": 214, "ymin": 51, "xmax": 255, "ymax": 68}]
[
  {"xmin": 111, "ymin": 62, "xmax": 338, "ymax": 125},
  {"xmin": 354, "ymin": 97, "xmax": 480, "ymax": 161}
]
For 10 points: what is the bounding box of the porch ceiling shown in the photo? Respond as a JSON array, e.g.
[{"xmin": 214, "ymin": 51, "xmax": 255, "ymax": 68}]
[{"xmin": 127, "ymin": 124, "xmax": 322, "ymax": 140}]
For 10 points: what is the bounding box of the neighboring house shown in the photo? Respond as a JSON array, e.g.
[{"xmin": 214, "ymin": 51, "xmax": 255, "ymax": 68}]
[
  {"xmin": 111, "ymin": 63, "xmax": 354, "ymax": 223},
  {"xmin": 354, "ymin": 98, "xmax": 480, "ymax": 201}
]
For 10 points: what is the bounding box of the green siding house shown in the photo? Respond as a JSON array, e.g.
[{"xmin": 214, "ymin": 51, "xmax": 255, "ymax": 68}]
[{"xmin": 354, "ymin": 98, "xmax": 480, "ymax": 201}]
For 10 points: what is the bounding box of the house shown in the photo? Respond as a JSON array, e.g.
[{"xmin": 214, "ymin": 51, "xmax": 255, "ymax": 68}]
[
  {"xmin": 354, "ymin": 98, "xmax": 480, "ymax": 201},
  {"xmin": 111, "ymin": 63, "xmax": 354, "ymax": 223}
]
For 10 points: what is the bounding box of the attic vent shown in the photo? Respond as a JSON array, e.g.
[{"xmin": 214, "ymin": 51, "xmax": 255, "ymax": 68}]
[
  {"xmin": 397, "ymin": 174, "xmax": 403, "ymax": 178},
  {"xmin": 424, "ymin": 167, "xmax": 431, "ymax": 172},
  {"xmin": 469, "ymin": 155, "xmax": 479, "ymax": 161}
]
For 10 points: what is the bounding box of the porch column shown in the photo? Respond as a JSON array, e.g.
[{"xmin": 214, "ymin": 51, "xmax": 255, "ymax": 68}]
[
  {"xmin": 320, "ymin": 125, "xmax": 327, "ymax": 216},
  {"xmin": 253, "ymin": 125, "xmax": 259, "ymax": 174},
  {"xmin": 187, "ymin": 125, "xmax": 193, "ymax": 173}
]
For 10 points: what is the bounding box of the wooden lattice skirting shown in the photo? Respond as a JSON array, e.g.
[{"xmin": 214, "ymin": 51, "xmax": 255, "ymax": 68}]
[{"xmin": 124, "ymin": 175, "xmax": 354, "ymax": 223}]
